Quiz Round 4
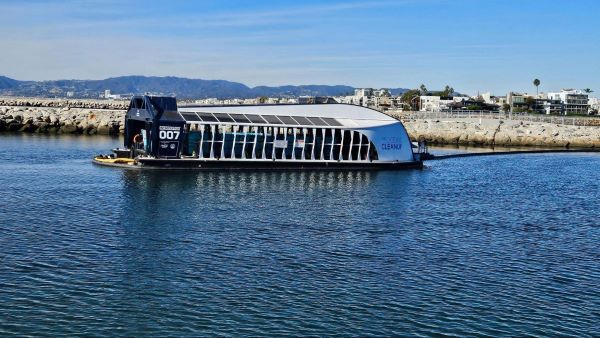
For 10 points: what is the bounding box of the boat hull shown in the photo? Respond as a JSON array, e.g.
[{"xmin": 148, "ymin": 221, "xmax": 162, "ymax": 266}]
[{"xmin": 93, "ymin": 157, "xmax": 423, "ymax": 170}]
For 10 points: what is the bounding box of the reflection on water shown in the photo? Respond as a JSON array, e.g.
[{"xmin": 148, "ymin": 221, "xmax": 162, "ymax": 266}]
[
  {"xmin": 428, "ymin": 144, "xmax": 559, "ymax": 156},
  {"xmin": 1, "ymin": 135, "xmax": 600, "ymax": 337}
]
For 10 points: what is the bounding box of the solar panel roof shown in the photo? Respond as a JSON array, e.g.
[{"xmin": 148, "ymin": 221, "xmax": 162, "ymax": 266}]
[{"xmin": 182, "ymin": 111, "xmax": 345, "ymax": 127}]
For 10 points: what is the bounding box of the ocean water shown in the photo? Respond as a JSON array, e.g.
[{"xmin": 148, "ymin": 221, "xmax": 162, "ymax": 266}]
[{"xmin": 1, "ymin": 134, "xmax": 599, "ymax": 337}]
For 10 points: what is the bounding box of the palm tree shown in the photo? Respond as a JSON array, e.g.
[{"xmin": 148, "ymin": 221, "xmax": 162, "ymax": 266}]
[
  {"xmin": 583, "ymin": 88, "xmax": 594, "ymax": 94},
  {"xmin": 419, "ymin": 84, "xmax": 428, "ymax": 95},
  {"xmin": 533, "ymin": 79, "xmax": 540, "ymax": 96},
  {"xmin": 443, "ymin": 85, "xmax": 455, "ymax": 97},
  {"xmin": 532, "ymin": 79, "xmax": 541, "ymax": 113}
]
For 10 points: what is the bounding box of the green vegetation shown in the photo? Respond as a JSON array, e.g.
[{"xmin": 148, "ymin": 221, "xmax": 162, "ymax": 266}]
[
  {"xmin": 525, "ymin": 96, "xmax": 535, "ymax": 105},
  {"xmin": 415, "ymin": 84, "xmax": 455, "ymax": 97},
  {"xmin": 400, "ymin": 89, "xmax": 421, "ymax": 110},
  {"xmin": 533, "ymin": 78, "xmax": 540, "ymax": 95},
  {"xmin": 441, "ymin": 85, "xmax": 454, "ymax": 97}
]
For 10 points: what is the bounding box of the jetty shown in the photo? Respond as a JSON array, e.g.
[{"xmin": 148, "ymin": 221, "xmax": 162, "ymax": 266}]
[{"xmin": 1, "ymin": 97, "xmax": 600, "ymax": 149}]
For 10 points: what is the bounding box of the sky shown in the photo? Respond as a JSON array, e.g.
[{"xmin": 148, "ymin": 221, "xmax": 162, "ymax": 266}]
[{"xmin": 0, "ymin": 0, "xmax": 598, "ymax": 95}]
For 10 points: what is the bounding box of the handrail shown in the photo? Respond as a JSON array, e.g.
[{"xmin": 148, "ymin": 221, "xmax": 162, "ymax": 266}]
[{"xmin": 387, "ymin": 111, "xmax": 600, "ymax": 127}]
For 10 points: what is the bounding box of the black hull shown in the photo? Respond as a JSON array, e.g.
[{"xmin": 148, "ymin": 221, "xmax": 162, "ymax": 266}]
[{"xmin": 94, "ymin": 158, "xmax": 423, "ymax": 170}]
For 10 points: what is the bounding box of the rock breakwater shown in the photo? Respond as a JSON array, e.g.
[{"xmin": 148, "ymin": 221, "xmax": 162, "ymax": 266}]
[
  {"xmin": 402, "ymin": 118, "xmax": 600, "ymax": 148},
  {"xmin": 0, "ymin": 97, "xmax": 129, "ymax": 110},
  {"xmin": 0, "ymin": 106, "xmax": 125, "ymax": 135},
  {"xmin": 2, "ymin": 98, "xmax": 600, "ymax": 148}
]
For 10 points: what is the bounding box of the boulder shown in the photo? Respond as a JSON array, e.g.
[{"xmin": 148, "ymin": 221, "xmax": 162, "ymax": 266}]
[
  {"xmin": 83, "ymin": 125, "xmax": 95, "ymax": 134},
  {"xmin": 7, "ymin": 121, "xmax": 23, "ymax": 131},
  {"xmin": 60, "ymin": 124, "xmax": 78, "ymax": 134},
  {"xmin": 49, "ymin": 114, "xmax": 59, "ymax": 124},
  {"xmin": 96, "ymin": 125, "xmax": 111, "ymax": 135},
  {"xmin": 35, "ymin": 122, "xmax": 49, "ymax": 133},
  {"xmin": 19, "ymin": 123, "xmax": 37, "ymax": 133}
]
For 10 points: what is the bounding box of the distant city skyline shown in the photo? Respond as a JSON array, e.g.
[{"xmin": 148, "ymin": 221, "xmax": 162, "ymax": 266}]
[{"xmin": 1, "ymin": 0, "xmax": 598, "ymax": 96}]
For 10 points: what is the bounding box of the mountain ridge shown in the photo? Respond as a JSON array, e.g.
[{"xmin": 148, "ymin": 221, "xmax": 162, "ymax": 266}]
[{"xmin": 0, "ymin": 75, "xmax": 408, "ymax": 99}]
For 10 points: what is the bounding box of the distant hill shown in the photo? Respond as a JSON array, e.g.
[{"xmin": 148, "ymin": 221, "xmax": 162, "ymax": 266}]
[
  {"xmin": 0, "ymin": 76, "xmax": 22, "ymax": 90},
  {"xmin": 0, "ymin": 75, "xmax": 408, "ymax": 99}
]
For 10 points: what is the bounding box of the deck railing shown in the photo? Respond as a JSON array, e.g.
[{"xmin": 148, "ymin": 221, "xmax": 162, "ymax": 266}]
[{"xmin": 386, "ymin": 110, "xmax": 600, "ymax": 127}]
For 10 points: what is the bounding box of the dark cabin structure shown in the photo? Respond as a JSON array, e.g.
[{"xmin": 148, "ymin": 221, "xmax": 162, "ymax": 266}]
[{"xmin": 124, "ymin": 95, "xmax": 185, "ymax": 158}]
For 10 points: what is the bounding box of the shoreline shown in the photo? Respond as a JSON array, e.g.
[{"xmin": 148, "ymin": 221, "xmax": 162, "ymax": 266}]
[
  {"xmin": 0, "ymin": 105, "xmax": 125, "ymax": 135},
  {"xmin": 400, "ymin": 117, "xmax": 600, "ymax": 148},
  {"xmin": 1, "ymin": 102, "xmax": 599, "ymax": 148},
  {"xmin": 427, "ymin": 148, "xmax": 600, "ymax": 161}
]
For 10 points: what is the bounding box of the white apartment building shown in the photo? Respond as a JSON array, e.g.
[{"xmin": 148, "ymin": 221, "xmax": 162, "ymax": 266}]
[
  {"xmin": 481, "ymin": 92, "xmax": 493, "ymax": 104},
  {"xmin": 588, "ymin": 97, "xmax": 600, "ymax": 114},
  {"xmin": 547, "ymin": 89, "xmax": 589, "ymax": 115},
  {"xmin": 194, "ymin": 98, "xmax": 219, "ymax": 105},
  {"xmin": 101, "ymin": 89, "xmax": 123, "ymax": 100},
  {"xmin": 354, "ymin": 88, "xmax": 374, "ymax": 98},
  {"xmin": 347, "ymin": 88, "xmax": 395, "ymax": 109},
  {"xmin": 419, "ymin": 95, "xmax": 462, "ymax": 111},
  {"xmin": 347, "ymin": 88, "xmax": 374, "ymax": 107}
]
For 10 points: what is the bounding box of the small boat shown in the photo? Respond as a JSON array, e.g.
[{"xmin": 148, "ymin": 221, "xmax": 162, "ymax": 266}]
[{"xmin": 93, "ymin": 95, "xmax": 424, "ymax": 170}]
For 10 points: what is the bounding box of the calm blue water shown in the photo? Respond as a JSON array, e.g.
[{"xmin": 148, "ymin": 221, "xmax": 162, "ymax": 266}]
[{"xmin": 1, "ymin": 134, "xmax": 599, "ymax": 337}]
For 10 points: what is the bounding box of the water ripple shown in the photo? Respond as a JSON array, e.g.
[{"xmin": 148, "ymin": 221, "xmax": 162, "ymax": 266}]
[{"xmin": 1, "ymin": 135, "xmax": 599, "ymax": 337}]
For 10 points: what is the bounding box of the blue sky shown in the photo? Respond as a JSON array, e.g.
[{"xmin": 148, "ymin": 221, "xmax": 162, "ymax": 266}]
[{"xmin": 0, "ymin": 0, "xmax": 598, "ymax": 95}]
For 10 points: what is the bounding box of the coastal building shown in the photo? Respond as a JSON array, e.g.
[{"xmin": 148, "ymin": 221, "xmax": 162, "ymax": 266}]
[
  {"xmin": 589, "ymin": 97, "xmax": 600, "ymax": 114},
  {"xmin": 507, "ymin": 92, "xmax": 564, "ymax": 114},
  {"xmin": 102, "ymin": 89, "xmax": 125, "ymax": 100},
  {"xmin": 548, "ymin": 89, "xmax": 589, "ymax": 115},
  {"xmin": 354, "ymin": 88, "xmax": 374, "ymax": 98},
  {"xmin": 373, "ymin": 95, "xmax": 392, "ymax": 110},
  {"xmin": 298, "ymin": 96, "xmax": 337, "ymax": 104},
  {"xmin": 373, "ymin": 89, "xmax": 391, "ymax": 97},
  {"xmin": 419, "ymin": 96, "xmax": 455, "ymax": 112},
  {"xmin": 507, "ymin": 92, "xmax": 530, "ymax": 112},
  {"xmin": 349, "ymin": 88, "xmax": 373, "ymax": 107},
  {"xmin": 345, "ymin": 88, "xmax": 397, "ymax": 111},
  {"xmin": 496, "ymin": 96, "xmax": 507, "ymax": 106},
  {"xmin": 536, "ymin": 98, "xmax": 563, "ymax": 115},
  {"xmin": 194, "ymin": 98, "xmax": 220, "ymax": 105},
  {"xmin": 480, "ymin": 93, "xmax": 507, "ymax": 106},
  {"xmin": 448, "ymin": 99, "xmax": 499, "ymax": 112},
  {"xmin": 419, "ymin": 96, "xmax": 467, "ymax": 112},
  {"xmin": 481, "ymin": 92, "xmax": 494, "ymax": 104}
]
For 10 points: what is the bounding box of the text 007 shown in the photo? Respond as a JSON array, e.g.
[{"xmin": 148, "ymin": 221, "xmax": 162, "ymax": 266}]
[{"xmin": 159, "ymin": 130, "xmax": 180, "ymax": 140}]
